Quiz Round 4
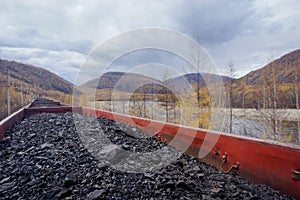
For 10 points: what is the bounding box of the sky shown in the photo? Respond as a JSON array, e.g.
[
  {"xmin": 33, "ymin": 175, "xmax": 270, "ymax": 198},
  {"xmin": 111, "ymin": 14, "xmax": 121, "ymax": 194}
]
[{"xmin": 0, "ymin": 0, "xmax": 299, "ymax": 84}]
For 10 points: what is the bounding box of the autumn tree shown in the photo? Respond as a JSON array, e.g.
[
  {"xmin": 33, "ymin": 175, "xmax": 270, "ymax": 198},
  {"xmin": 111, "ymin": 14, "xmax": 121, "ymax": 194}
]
[
  {"xmin": 292, "ymin": 62, "xmax": 300, "ymax": 143},
  {"xmin": 161, "ymin": 69, "xmax": 172, "ymax": 122},
  {"xmin": 198, "ymin": 87, "xmax": 211, "ymax": 129},
  {"xmin": 191, "ymin": 36, "xmax": 204, "ymax": 128},
  {"xmin": 256, "ymin": 56, "xmax": 292, "ymax": 141},
  {"xmin": 226, "ymin": 60, "xmax": 235, "ymax": 133}
]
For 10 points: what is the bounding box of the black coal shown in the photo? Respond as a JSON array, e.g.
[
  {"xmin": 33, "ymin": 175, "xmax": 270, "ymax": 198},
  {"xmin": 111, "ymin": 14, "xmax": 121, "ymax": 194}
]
[{"xmin": 0, "ymin": 112, "xmax": 294, "ymax": 199}]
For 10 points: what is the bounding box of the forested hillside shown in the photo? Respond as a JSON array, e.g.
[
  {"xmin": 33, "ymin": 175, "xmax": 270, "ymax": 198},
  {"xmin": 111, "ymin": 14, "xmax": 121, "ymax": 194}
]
[
  {"xmin": 230, "ymin": 49, "xmax": 300, "ymax": 109},
  {"xmin": 0, "ymin": 59, "xmax": 75, "ymax": 120}
]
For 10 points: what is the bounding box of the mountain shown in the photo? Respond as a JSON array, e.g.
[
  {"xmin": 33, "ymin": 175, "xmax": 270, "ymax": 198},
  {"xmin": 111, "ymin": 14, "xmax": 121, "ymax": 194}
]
[
  {"xmin": 231, "ymin": 49, "xmax": 300, "ymax": 108},
  {"xmin": 165, "ymin": 73, "xmax": 234, "ymax": 91},
  {"xmin": 80, "ymin": 71, "xmax": 163, "ymax": 92},
  {"xmin": 81, "ymin": 71, "xmax": 233, "ymax": 93},
  {"xmin": 0, "ymin": 59, "xmax": 76, "ymax": 120},
  {"xmin": 0, "ymin": 59, "xmax": 74, "ymax": 94},
  {"xmin": 80, "ymin": 49, "xmax": 300, "ymax": 109},
  {"xmin": 235, "ymin": 49, "xmax": 300, "ymax": 86}
]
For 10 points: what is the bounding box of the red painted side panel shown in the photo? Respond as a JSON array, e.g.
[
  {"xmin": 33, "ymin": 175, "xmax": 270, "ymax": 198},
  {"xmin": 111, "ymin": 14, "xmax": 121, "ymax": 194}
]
[
  {"xmin": 0, "ymin": 109, "xmax": 25, "ymax": 141},
  {"xmin": 214, "ymin": 135, "xmax": 300, "ymax": 199},
  {"xmin": 24, "ymin": 107, "xmax": 82, "ymax": 116},
  {"xmin": 81, "ymin": 107, "xmax": 300, "ymax": 199}
]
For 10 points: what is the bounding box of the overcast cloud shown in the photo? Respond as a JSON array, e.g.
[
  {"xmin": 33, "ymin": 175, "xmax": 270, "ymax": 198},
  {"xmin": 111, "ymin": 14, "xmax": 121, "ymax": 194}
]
[{"xmin": 0, "ymin": 0, "xmax": 299, "ymax": 83}]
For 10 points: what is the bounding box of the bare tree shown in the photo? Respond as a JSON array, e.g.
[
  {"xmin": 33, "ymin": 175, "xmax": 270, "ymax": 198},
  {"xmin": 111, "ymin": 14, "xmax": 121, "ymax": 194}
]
[
  {"xmin": 189, "ymin": 35, "xmax": 205, "ymax": 128},
  {"xmin": 256, "ymin": 56, "xmax": 289, "ymax": 141},
  {"xmin": 7, "ymin": 69, "xmax": 11, "ymax": 116},
  {"xmin": 161, "ymin": 69, "xmax": 170, "ymax": 122},
  {"xmin": 267, "ymin": 57, "xmax": 278, "ymax": 136},
  {"xmin": 226, "ymin": 60, "xmax": 235, "ymax": 134},
  {"xmin": 293, "ymin": 62, "xmax": 300, "ymax": 143},
  {"xmin": 142, "ymin": 92, "xmax": 148, "ymax": 118},
  {"xmin": 272, "ymin": 57, "xmax": 278, "ymax": 135},
  {"xmin": 151, "ymin": 83, "xmax": 154, "ymax": 119}
]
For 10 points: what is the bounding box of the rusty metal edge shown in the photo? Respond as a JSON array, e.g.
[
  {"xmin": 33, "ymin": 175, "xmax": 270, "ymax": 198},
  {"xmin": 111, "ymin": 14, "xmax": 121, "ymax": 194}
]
[
  {"xmin": 24, "ymin": 106, "xmax": 82, "ymax": 117},
  {"xmin": 0, "ymin": 99, "xmax": 36, "ymax": 140},
  {"xmin": 0, "ymin": 108, "xmax": 25, "ymax": 141}
]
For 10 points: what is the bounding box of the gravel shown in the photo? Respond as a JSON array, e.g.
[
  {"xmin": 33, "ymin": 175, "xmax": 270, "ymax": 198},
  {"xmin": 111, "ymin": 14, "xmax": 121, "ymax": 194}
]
[{"xmin": 0, "ymin": 112, "xmax": 294, "ymax": 199}]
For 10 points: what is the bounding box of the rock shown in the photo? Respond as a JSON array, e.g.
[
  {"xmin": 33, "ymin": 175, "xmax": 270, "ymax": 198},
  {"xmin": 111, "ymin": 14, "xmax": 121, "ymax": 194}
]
[
  {"xmin": 192, "ymin": 165, "xmax": 201, "ymax": 172},
  {"xmin": 176, "ymin": 181, "xmax": 190, "ymax": 189},
  {"xmin": 144, "ymin": 172, "xmax": 154, "ymax": 179},
  {"xmin": 56, "ymin": 121, "xmax": 62, "ymax": 126},
  {"xmin": 55, "ymin": 188, "xmax": 72, "ymax": 199},
  {"xmin": 176, "ymin": 160, "xmax": 184, "ymax": 168},
  {"xmin": 197, "ymin": 173, "xmax": 205, "ymax": 178},
  {"xmin": 164, "ymin": 180, "xmax": 176, "ymax": 190},
  {"xmin": 202, "ymin": 194, "xmax": 213, "ymax": 200},
  {"xmin": 121, "ymin": 144, "xmax": 130, "ymax": 150},
  {"xmin": 0, "ymin": 177, "xmax": 10, "ymax": 184},
  {"xmin": 87, "ymin": 189, "xmax": 105, "ymax": 200},
  {"xmin": 40, "ymin": 142, "xmax": 53, "ymax": 149},
  {"xmin": 17, "ymin": 151, "xmax": 26, "ymax": 155},
  {"xmin": 211, "ymin": 188, "xmax": 223, "ymax": 193},
  {"xmin": 0, "ymin": 182, "xmax": 15, "ymax": 192},
  {"xmin": 64, "ymin": 173, "xmax": 77, "ymax": 188},
  {"xmin": 58, "ymin": 131, "xmax": 64, "ymax": 137}
]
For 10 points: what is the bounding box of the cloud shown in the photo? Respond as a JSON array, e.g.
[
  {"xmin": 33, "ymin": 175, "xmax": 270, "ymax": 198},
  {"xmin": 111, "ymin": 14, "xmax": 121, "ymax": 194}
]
[
  {"xmin": 0, "ymin": 0, "xmax": 299, "ymax": 82},
  {"xmin": 169, "ymin": 0, "xmax": 255, "ymax": 44},
  {"xmin": 0, "ymin": 46, "xmax": 85, "ymax": 82}
]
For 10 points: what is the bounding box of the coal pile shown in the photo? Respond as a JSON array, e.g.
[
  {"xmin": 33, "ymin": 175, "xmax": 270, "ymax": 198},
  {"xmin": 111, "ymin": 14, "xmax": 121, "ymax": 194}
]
[
  {"xmin": 29, "ymin": 98, "xmax": 61, "ymax": 108},
  {"xmin": 98, "ymin": 117, "xmax": 168, "ymax": 153},
  {"xmin": 0, "ymin": 112, "xmax": 294, "ymax": 199}
]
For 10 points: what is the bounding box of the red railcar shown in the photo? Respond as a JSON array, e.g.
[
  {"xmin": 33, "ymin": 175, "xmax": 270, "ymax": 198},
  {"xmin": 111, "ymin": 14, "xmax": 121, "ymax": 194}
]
[{"xmin": 1, "ymin": 98, "xmax": 299, "ymax": 199}]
